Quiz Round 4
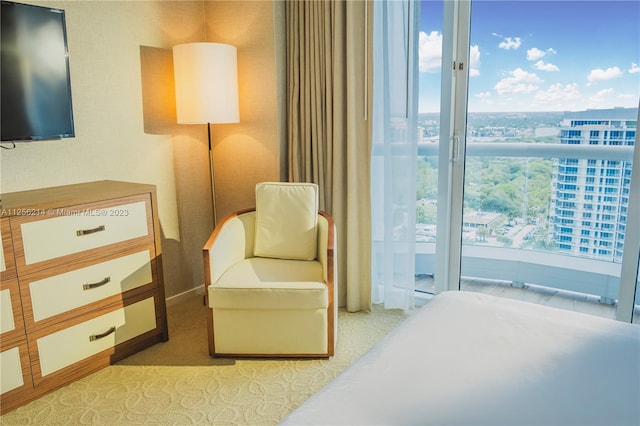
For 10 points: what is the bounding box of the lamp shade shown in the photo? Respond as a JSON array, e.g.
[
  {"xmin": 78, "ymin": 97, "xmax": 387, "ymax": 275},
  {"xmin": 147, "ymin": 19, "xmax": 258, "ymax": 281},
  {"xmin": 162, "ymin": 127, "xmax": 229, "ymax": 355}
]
[{"xmin": 173, "ymin": 42, "xmax": 239, "ymax": 124}]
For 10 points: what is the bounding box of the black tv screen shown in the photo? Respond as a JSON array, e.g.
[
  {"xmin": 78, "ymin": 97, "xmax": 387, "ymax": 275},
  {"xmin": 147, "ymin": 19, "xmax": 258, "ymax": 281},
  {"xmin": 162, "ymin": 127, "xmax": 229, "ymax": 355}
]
[{"xmin": 1, "ymin": 1, "xmax": 75, "ymax": 142}]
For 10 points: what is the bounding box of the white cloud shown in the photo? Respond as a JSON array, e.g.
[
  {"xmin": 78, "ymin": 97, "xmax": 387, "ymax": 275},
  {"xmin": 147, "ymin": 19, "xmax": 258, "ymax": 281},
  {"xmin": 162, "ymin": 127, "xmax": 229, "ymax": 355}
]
[
  {"xmin": 492, "ymin": 33, "xmax": 522, "ymax": 50},
  {"xmin": 475, "ymin": 91, "xmax": 492, "ymax": 99},
  {"xmin": 469, "ymin": 45, "xmax": 481, "ymax": 76},
  {"xmin": 474, "ymin": 91, "xmax": 494, "ymax": 107},
  {"xmin": 419, "ymin": 31, "xmax": 442, "ymax": 73},
  {"xmin": 527, "ymin": 48, "xmax": 546, "ymax": 61},
  {"xmin": 533, "ymin": 60, "xmax": 559, "ymax": 72},
  {"xmin": 593, "ymin": 88, "xmax": 615, "ymax": 97},
  {"xmin": 617, "ymin": 93, "xmax": 636, "ymax": 100},
  {"xmin": 527, "ymin": 47, "xmax": 557, "ymax": 61},
  {"xmin": 494, "ymin": 68, "xmax": 542, "ymax": 94},
  {"xmin": 587, "ymin": 67, "xmax": 623, "ymax": 83},
  {"xmin": 534, "ymin": 83, "xmax": 581, "ymax": 104},
  {"xmin": 629, "ymin": 63, "xmax": 640, "ymax": 74},
  {"xmin": 587, "ymin": 88, "xmax": 616, "ymax": 108},
  {"xmin": 498, "ymin": 37, "xmax": 521, "ymax": 50}
]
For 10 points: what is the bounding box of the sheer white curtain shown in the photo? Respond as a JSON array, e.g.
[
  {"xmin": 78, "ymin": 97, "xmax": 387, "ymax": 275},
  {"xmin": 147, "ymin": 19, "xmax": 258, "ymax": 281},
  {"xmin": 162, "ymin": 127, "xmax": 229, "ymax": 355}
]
[{"xmin": 371, "ymin": 0, "xmax": 420, "ymax": 310}]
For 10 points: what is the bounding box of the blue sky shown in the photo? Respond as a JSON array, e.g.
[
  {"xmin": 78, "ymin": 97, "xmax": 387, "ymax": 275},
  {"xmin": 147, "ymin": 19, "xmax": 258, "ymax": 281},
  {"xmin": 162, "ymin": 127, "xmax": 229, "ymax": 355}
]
[{"xmin": 419, "ymin": 0, "xmax": 640, "ymax": 112}]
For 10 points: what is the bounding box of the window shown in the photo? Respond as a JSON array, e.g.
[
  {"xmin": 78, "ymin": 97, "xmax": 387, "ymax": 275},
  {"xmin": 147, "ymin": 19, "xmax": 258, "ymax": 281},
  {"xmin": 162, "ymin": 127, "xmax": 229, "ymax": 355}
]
[
  {"xmin": 626, "ymin": 131, "xmax": 636, "ymax": 145},
  {"xmin": 418, "ymin": 0, "xmax": 639, "ymax": 325}
]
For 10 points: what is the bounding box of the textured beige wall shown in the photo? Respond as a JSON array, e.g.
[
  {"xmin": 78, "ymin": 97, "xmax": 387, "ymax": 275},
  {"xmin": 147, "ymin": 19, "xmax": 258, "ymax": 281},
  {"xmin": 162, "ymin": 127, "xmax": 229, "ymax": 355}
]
[
  {"xmin": 0, "ymin": 0, "xmax": 281, "ymax": 298},
  {"xmin": 204, "ymin": 0, "xmax": 281, "ymax": 221}
]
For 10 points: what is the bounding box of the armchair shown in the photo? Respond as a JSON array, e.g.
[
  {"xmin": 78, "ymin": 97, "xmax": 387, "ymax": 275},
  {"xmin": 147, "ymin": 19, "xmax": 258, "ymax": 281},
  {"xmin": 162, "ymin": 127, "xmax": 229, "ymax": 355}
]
[{"xmin": 203, "ymin": 182, "xmax": 337, "ymax": 357}]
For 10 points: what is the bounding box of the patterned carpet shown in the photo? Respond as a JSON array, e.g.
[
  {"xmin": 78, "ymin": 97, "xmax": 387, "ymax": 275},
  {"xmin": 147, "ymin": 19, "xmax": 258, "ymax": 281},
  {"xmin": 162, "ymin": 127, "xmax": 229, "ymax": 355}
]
[{"xmin": 1, "ymin": 296, "xmax": 410, "ymax": 425}]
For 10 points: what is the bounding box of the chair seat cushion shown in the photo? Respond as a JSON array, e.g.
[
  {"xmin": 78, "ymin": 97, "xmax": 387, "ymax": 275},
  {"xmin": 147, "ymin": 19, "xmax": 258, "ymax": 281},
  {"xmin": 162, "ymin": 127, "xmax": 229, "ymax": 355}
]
[{"xmin": 209, "ymin": 257, "xmax": 328, "ymax": 310}]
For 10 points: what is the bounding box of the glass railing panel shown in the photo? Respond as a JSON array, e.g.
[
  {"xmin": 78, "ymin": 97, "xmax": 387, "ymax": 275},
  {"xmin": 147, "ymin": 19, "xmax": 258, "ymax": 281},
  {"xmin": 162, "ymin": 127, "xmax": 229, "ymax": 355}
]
[
  {"xmin": 460, "ymin": 145, "xmax": 634, "ymax": 318},
  {"xmin": 415, "ymin": 143, "xmax": 636, "ymax": 320}
]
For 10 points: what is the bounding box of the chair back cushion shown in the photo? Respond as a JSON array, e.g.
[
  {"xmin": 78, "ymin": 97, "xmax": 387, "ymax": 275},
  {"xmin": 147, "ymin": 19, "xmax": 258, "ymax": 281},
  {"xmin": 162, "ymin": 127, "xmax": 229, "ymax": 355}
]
[{"xmin": 254, "ymin": 182, "xmax": 318, "ymax": 260}]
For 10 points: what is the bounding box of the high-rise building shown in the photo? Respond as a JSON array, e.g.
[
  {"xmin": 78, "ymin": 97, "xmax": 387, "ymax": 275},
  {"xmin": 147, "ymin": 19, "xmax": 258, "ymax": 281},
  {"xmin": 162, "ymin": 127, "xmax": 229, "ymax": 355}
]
[{"xmin": 552, "ymin": 107, "xmax": 637, "ymax": 262}]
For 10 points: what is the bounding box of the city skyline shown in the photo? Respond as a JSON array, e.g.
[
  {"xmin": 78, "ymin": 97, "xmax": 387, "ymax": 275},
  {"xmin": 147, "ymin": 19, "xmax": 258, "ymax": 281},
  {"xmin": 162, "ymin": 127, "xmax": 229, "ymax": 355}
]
[
  {"xmin": 418, "ymin": 0, "xmax": 640, "ymax": 113},
  {"xmin": 415, "ymin": 107, "xmax": 637, "ymax": 266}
]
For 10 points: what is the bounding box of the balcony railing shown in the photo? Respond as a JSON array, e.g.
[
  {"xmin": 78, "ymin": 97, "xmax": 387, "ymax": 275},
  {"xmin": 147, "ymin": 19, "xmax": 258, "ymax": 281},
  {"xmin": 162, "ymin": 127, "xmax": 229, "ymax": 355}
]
[
  {"xmin": 416, "ymin": 141, "xmax": 634, "ymax": 161},
  {"xmin": 414, "ymin": 242, "xmax": 621, "ymax": 304},
  {"xmin": 412, "ymin": 141, "xmax": 635, "ymax": 307}
]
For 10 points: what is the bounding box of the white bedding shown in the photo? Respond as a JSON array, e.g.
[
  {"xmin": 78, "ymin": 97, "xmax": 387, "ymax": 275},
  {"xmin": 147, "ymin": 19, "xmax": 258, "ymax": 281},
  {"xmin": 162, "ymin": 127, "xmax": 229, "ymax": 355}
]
[{"xmin": 281, "ymin": 291, "xmax": 640, "ymax": 426}]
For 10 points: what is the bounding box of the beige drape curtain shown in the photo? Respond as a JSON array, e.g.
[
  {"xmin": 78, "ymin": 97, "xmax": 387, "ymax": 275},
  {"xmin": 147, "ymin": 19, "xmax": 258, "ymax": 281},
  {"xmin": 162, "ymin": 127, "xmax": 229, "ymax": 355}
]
[{"xmin": 285, "ymin": 0, "xmax": 373, "ymax": 312}]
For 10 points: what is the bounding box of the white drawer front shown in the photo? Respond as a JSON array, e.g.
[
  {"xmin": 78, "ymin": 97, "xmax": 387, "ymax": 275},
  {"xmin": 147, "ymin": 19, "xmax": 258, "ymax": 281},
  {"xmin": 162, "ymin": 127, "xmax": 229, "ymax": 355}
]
[
  {"xmin": 0, "ymin": 289, "xmax": 16, "ymax": 334},
  {"xmin": 20, "ymin": 201, "xmax": 149, "ymax": 265},
  {"xmin": 29, "ymin": 250, "xmax": 153, "ymax": 322},
  {"xmin": 37, "ymin": 297, "xmax": 156, "ymax": 377},
  {"xmin": 0, "ymin": 347, "xmax": 24, "ymax": 394}
]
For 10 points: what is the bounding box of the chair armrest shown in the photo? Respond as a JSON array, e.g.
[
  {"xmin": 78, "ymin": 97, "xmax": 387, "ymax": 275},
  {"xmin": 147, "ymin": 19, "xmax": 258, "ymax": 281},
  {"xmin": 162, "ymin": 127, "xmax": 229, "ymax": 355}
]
[
  {"xmin": 317, "ymin": 211, "xmax": 335, "ymax": 286},
  {"xmin": 318, "ymin": 211, "xmax": 337, "ymax": 354},
  {"xmin": 203, "ymin": 209, "xmax": 256, "ymax": 287}
]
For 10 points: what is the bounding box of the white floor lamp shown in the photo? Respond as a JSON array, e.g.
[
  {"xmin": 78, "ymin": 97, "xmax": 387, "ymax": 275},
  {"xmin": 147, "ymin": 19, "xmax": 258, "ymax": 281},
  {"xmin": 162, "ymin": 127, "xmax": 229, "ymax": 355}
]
[{"xmin": 173, "ymin": 42, "xmax": 240, "ymax": 227}]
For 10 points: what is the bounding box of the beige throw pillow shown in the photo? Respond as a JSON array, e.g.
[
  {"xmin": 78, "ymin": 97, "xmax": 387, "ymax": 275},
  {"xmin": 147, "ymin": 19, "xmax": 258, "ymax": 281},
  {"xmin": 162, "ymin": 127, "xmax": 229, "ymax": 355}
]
[{"xmin": 254, "ymin": 182, "xmax": 318, "ymax": 261}]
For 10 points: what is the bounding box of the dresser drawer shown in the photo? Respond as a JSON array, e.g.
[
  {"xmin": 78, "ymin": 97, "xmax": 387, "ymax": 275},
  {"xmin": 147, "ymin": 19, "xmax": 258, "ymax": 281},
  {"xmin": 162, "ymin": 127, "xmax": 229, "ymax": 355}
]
[
  {"xmin": 0, "ymin": 279, "xmax": 24, "ymax": 342},
  {"xmin": 26, "ymin": 249, "xmax": 155, "ymax": 324},
  {"xmin": 11, "ymin": 195, "xmax": 153, "ymax": 273},
  {"xmin": 1, "ymin": 343, "xmax": 31, "ymax": 395},
  {"xmin": 1, "ymin": 283, "xmax": 16, "ymax": 334},
  {"xmin": 36, "ymin": 296, "xmax": 157, "ymax": 377}
]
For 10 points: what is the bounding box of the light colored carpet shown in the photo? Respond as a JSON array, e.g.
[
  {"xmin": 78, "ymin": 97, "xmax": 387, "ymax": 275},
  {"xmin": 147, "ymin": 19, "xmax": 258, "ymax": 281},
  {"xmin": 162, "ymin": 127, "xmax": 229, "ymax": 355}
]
[{"xmin": 1, "ymin": 295, "xmax": 410, "ymax": 425}]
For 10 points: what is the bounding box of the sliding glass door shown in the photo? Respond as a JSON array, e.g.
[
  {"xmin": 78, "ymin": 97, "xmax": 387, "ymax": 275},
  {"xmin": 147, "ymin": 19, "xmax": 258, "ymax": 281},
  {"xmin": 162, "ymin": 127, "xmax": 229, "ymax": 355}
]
[
  {"xmin": 420, "ymin": 0, "xmax": 640, "ymax": 322},
  {"xmin": 414, "ymin": 0, "xmax": 443, "ymax": 297},
  {"xmin": 633, "ymin": 258, "xmax": 640, "ymax": 324}
]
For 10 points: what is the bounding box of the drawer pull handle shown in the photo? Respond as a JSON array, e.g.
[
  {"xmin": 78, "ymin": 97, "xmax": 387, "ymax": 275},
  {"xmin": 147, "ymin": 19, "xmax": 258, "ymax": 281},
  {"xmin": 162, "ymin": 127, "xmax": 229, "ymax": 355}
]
[
  {"xmin": 89, "ymin": 326, "xmax": 116, "ymax": 342},
  {"xmin": 76, "ymin": 225, "xmax": 106, "ymax": 236},
  {"xmin": 83, "ymin": 276, "xmax": 111, "ymax": 290}
]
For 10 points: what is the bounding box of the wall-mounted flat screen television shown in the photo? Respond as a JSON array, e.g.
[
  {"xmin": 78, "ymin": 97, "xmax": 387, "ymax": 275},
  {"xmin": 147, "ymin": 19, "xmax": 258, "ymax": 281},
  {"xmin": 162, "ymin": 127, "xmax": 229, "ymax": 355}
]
[{"xmin": 1, "ymin": 1, "xmax": 75, "ymax": 142}]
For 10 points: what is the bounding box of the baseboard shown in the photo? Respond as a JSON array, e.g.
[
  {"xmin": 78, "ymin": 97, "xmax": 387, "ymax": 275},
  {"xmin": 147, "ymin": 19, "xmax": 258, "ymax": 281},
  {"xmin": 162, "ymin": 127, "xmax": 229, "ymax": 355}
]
[{"xmin": 166, "ymin": 285, "xmax": 205, "ymax": 307}]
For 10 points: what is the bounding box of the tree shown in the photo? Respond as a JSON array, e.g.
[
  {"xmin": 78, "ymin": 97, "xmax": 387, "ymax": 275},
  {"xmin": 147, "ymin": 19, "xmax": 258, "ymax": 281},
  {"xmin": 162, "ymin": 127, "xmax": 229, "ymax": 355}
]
[
  {"xmin": 476, "ymin": 225, "xmax": 489, "ymax": 242},
  {"xmin": 480, "ymin": 189, "xmax": 519, "ymax": 218},
  {"xmin": 417, "ymin": 157, "xmax": 438, "ymax": 200}
]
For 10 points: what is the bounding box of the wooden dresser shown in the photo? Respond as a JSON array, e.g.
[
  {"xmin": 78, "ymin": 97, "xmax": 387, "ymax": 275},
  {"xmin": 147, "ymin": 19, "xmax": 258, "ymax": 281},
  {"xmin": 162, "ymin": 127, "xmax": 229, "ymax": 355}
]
[{"xmin": 0, "ymin": 180, "xmax": 168, "ymax": 414}]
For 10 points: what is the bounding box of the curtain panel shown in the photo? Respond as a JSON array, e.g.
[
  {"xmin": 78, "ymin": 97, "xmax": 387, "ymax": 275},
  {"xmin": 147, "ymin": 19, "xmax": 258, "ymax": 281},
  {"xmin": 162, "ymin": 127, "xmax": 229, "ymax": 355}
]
[
  {"xmin": 371, "ymin": 0, "xmax": 420, "ymax": 310},
  {"xmin": 285, "ymin": 0, "xmax": 373, "ymax": 312}
]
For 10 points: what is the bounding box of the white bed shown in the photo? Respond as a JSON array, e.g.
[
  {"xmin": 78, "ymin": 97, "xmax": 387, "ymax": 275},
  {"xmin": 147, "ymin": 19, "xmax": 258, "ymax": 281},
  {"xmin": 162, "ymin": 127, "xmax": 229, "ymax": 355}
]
[{"xmin": 281, "ymin": 291, "xmax": 640, "ymax": 426}]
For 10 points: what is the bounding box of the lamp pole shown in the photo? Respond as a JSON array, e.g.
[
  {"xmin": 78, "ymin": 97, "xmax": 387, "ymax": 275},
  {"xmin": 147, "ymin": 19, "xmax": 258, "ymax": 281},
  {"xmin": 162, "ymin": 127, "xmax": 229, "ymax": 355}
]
[{"xmin": 207, "ymin": 123, "xmax": 217, "ymax": 227}]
